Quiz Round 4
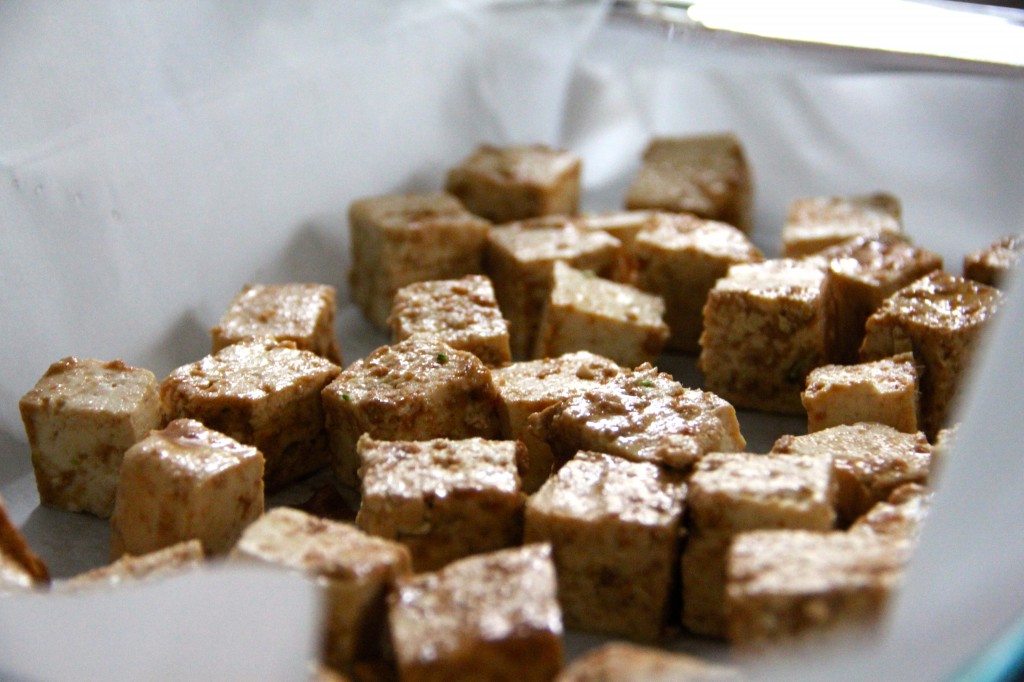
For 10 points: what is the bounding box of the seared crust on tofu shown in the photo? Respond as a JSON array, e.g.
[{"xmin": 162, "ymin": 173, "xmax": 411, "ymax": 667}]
[
  {"xmin": 781, "ymin": 192, "xmax": 903, "ymax": 257},
  {"xmin": 801, "ymin": 353, "xmax": 920, "ymax": 434},
  {"xmin": 556, "ymin": 642, "xmax": 741, "ymax": 681},
  {"xmin": 62, "ymin": 540, "xmax": 204, "ymax": 591},
  {"xmin": 850, "ymin": 483, "xmax": 932, "ymax": 542},
  {"xmin": 963, "ymin": 233, "xmax": 1022, "ymax": 287}
]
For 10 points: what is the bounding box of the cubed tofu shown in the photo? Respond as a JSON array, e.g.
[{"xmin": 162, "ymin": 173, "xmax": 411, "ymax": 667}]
[
  {"xmin": 62, "ymin": 540, "xmax": 204, "ymax": 591},
  {"xmin": 110, "ymin": 418, "xmax": 264, "ymax": 557},
  {"xmin": 486, "ymin": 222, "xmax": 624, "ymax": 358},
  {"xmin": 388, "ymin": 543, "xmax": 563, "ymax": 682},
  {"xmin": 801, "ymin": 353, "xmax": 920, "ymax": 434},
  {"xmin": 963, "ymin": 233, "xmax": 1022, "ymax": 287},
  {"xmin": 356, "ymin": 436, "xmax": 526, "ymax": 572},
  {"xmin": 859, "ymin": 271, "xmax": 1003, "ymax": 439},
  {"xmin": 388, "ymin": 275, "xmax": 511, "ymax": 367},
  {"xmin": 820, "ymin": 235, "xmax": 943, "ymax": 363},
  {"xmin": 725, "ymin": 529, "xmax": 911, "ymax": 647},
  {"xmin": 633, "ymin": 212, "xmax": 764, "ymax": 353},
  {"xmin": 491, "ymin": 352, "xmax": 624, "ymax": 493},
  {"xmin": 321, "ymin": 337, "xmax": 502, "ymax": 488},
  {"xmin": 781, "ymin": 193, "xmax": 903, "ymax": 257},
  {"xmin": 19, "ymin": 357, "xmax": 161, "ymax": 517},
  {"xmin": 771, "ymin": 422, "xmax": 933, "ymax": 527},
  {"xmin": 211, "ymin": 283, "xmax": 342, "ymax": 365},
  {"xmin": 555, "ymin": 642, "xmax": 741, "ymax": 682},
  {"xmin": 444, "ymin": 144, "xmax": 581, "ymax": 223},
  {"xmin": 232, "ymin": 507, "xmax": 411, "ymax": 671},
  {"xmin": 625, "ymin": 134, "xmax": 753, "ymax": 233},
  {"xmin": 574, "ymin": 210, "xmax": 658, "ymax": 252},
  {"xmin": 0, "ymin": 494, "xmax": 49, "ymax": 593},
  {"xmin": 533, "ymin": 262, "xmax": 669, "ymax": 367},
  {"xmin": 850, "ymin": 483, "xmax": 932, "ymax": 542},
  {"xmin": 531, "ymin": 363, "xmax": 746, "ymax": 472},
  {"xmin": 348, "ymin": 192, "xmax": 491, "ymax": 330},
  {"xmin": 683, "ymin": 452, "xmax": 837, "ymax": 637},
  {"xmin": 699, "ymin": 259, "xmax": 837, "ymax": 415},
  {"xmin": 160, "ymin": 338, "xmax": 341, "ymax": 491},
  {"xmin": 524, "ymin": 450, "xmax": 687, "ymax": 640}
]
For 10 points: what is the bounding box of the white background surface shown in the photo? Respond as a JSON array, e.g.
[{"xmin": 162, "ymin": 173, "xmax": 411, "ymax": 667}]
[{"xmin": 2, "ymin": 2, "xmax": 1023, "ymax": 679}]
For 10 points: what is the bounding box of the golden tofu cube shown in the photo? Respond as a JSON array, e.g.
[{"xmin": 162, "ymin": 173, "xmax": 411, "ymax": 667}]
[
  {"xmin": 110, "ymin": 419, "xmax": 264, "ymax": 558},
  {"xmin": 524, "ymin": 451, "xmax": 687, "ymax": 640},
  {"xmin": 850, "ymin": 482, "xmax": 932, "ymax": 542},
  {"xmin": 348, "ymin": 192, "xmax": 490, "ymax": 330},
  {"xmin": 19, "ymin": 357, "xmax": 161, "ymax": 518},
  {"xmin": 556, "ymin": 642, "xmax": 740, "ymax": 682},
  {"xmin": 62, "ymin": 540, "xmax": 204, "ymax": 591},
  {"xmin": 445, "ymin": 144, "xmax": 581, "ymax": 223},
  {"xmin": 781, "ymin": 192, "xmax": 903, "ymax": 257},
  {"xmin": 211, "ymin": 282, "xmax": 342, "ymax": 365},
  {"xmin": 801, "ymin": 353, "xmax": 920, "ymax": 434},
  {"xmin": 963, "ymin": 233, "xmax": 1022, "ymax": 287}
]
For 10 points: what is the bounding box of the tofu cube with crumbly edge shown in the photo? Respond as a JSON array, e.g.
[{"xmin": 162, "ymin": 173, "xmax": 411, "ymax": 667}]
[
  {"xmin": 348, "ymin": 192, "xmax": 491, "ymax": 330},
  {"xmin": 725, "ymin": 529, "xmax": 911, "ymax": 647},
  {"xmin": 859, "ymin": 271, "xmax": 1003, "ymax": 440},
  {"xmin": 62, "ymin": 540, "xmax": 204, "ymax": 591},
  {"xmin": 781, "ymin": 192, "xmax": 903, "ymax": 257},
  {"xmin": 531, "ymin": 363, "xmax": 746, "ymax": 473},
  {"xmin": 322, "ymin": 337, "xmax": 502, "ymax": 488},
  {"xmin": 211, "ymin": 282, "xmax": 343, "ymax": 365},
  {"xmin": 231, "ymin": 507, "xmax": 411, "ymax": 671},
  {"xmin": 850, "ymin": 482, "xmax": 932, "ymax": 542},
  {"xmin": 524, "ymin": 450, "xmax": 687, "ymax": 641},
  {"xmin": 963, "ymin": 233, "xmax": 1023, "ymax": 287},
  {"xmin": 633, "ymin": 212, "xmax": 764, "ymax": 354},
  {"xmin": 388, "ymin": 275, "xmax": 511, "ymax": 368},
  {"xmin": 1, "ymin": 494, "xmax": 50, "ymax": 594},
  {"xmin": 486, "ymin": 221, "xmax": 624, "ymax": 358},
  {"xmin": 625, "ymin": 133, "xmax": 753, "ymax": 233},
  {"xmin": 110, "ymin": 418, "xmax": 264, "ymax": 558},
  {"xmin": 491, "ymin": 352, "xmax": 623, "ymax": 493},
  {"xmin": 161, "ymin": 338, "xmax": 341, "ymax": 491},
  {"xmin": 771, "ymin": 422, "xmax": 933, "ymax": 527},
  {"xmin": 356, "ymin": 436, "xmax": 526, "ymax": 572},
  {"xmin": 699, "ymin": 258, "xmax": 837, "ymax": 415},
  {"xmin": 19, "ymin": 357, "xmax": 161, "ymax": 518},
  {"xmin": 556, "ymin": 642, "xmax": 741, "ymax": 682},
  {"xmin": 534, "ymin": 262, "xmax": 669, "ymax": 367},
  {"xmin": 820, "ymin": 234, "xmax": 943, "ymax": 363},
  {"xmin": 802, "ymin": 353, "xmax": 920, "ymax": 434},
  {"xmin": 444, "ymin": 144, "xmax": 581, "ymax": 224},
  {"xmin": 388, "ymin": 543, "xmax": 563, "ymax": 682},
  {"xmin": 682, "ymin": 452, "xmax": 836, "ymax": 638}
]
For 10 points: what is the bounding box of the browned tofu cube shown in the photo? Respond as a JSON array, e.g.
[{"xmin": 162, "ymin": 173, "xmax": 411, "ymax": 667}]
[
  {"xmin": 963, "ymin": 233, "xmax": 1022, "ymax": 287},
  {"xmin": 533, "ymin": 262, "xmax": 669, "ymax": 367},
  {"xmin": 160, "ymin": 338, "xmax": 341, "ymax": 491},
  {"xmin": 388, "ymin": 275, "xmax": 511, "ymax": 367},
  {"xmin": 633, "ymin": 212, "xmax": 764, "ymax": 353},
  {"xmin": 725, "ymin": 529, "xmax": 911, "ymax": 647},
  {"xmin": 62, "ymin": 540, "xmax": 204, "ymax": 591},
  {"xmin": 356, "ymin": 436, "xmax": 526, "ymax": 572},
  {"xmin": 532, "ymin": 363, "xmax": 746, "ymax": 473},
  {"xmin": 491, "ymin": 352, "xmax": 624, "ymax": 493},
  {"xmin": 321, "ymin": 337, "xmax": 502, "ymax": 488},
  {"xmin": 1, "ymin": 494, "xmax": 50, "ymax": 593},
  {"xmin": 388, "ymin": 543, "xmax": 563, "ymax": 682},
  {"xmin": 110, "ymin": 418, "xmax": 264, "ymax": 558},
  {"xmin": 486, "ymin": 222, "xmax": 624, "ymax": 358},
  {"xmin": 771, "ymin": 422, "xmax": 933, "ymax": 527},
  {"xmin": 348, "ymin": 192, "xmax": 491, "ymax": 330},
  {"xmin": 801, "ymin": 353, "xmax": 920, "ymax": 434},
  {"xmin": 699, "ymin": 259, "xmax": 837, "ymax": 415},
  {"xmin": 211, "ymin": 283, "xmax": 342, "ymax": 365},
  {"xmin": 524, "ymin": 450, "xmax": 687, "ymax": 640},
  {"xmin": 18, "ymin": 357, "xmax": 161, "ymax": 518},
  {"xmin": 444, "ymin": 144, "xmax": 581, "ymax": 223},
  {"xmin": 683, "ymin": 452, "xmax": 836, "ymax": 638},
  {"xmin": 556, "ymin": 642, "xmax": 741, "ymax": 682},
  {"xmin": 781, "ymin": 192, "xmax": 903, "ymax": 257},
  {"xmin": 574, "ymin": 210, "xmax": 658, "ymax": 252},
  {"xmin": 232, "ymin": 507, "xmax": 411, "ymax": 671},
  {"xmin": 859, "ymin": 271, "xmax": 1003, "ymax": 439},
  {"xmin": 850, "ymin": 483, "xmax": 932, "ymax": 542},
  {"xmin": 625, "ymin": 134, "xmax": 753, "ymax": 233},
  {"xmin": 820, "ymin": 235, "xmax": 942, "ymax": 363}
]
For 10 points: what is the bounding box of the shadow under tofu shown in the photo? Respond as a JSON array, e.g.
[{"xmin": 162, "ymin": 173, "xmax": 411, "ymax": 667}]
[{"xmin": 20, "ymin": 504, "xmax": 111, "ymax": 580}]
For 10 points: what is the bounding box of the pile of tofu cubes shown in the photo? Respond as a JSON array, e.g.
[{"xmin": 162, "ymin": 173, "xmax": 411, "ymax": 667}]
[{"xmin": 10, "ymin": 134, "xmax": 1019, "ymax": 681}]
